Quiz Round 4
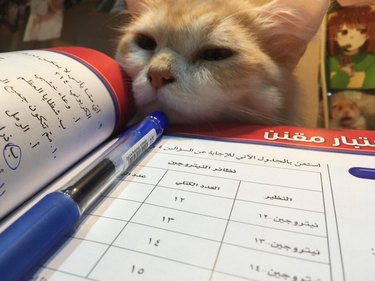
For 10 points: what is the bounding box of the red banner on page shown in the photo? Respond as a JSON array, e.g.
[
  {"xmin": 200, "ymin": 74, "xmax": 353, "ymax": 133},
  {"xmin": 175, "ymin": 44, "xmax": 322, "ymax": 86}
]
[{"xmin": 168, "ymin": 123, "xmax": 375, "ymax": 154}]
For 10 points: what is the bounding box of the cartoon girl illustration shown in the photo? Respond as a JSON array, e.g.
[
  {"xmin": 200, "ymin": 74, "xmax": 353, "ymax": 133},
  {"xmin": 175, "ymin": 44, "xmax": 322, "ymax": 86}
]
[{"xmin": 327, "ymin": 6, "xmax": 375, "ymax": 89}]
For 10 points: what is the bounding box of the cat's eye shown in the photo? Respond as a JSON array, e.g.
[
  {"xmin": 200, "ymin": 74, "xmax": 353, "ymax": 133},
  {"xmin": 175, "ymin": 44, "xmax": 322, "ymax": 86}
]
[
  {"xmin": 198, "ymin": 47, "xmax": 235, "ymax": 61},
  {"xmin": 135, "ymin": 33, "xmax": 157, "ymax": 50}
]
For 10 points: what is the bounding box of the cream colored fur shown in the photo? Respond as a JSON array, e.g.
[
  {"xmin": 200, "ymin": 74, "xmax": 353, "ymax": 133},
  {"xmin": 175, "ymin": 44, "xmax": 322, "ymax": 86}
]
[{"xmin": 117, "ymin": 0, "xmax": 329, "ymax": 125}]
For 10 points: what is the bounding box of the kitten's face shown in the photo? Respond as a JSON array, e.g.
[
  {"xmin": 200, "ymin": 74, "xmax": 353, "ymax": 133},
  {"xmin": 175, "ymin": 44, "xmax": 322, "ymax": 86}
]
[{"xmin": 117, "ymin": 0, "xmax": 328, "ymax": 125}]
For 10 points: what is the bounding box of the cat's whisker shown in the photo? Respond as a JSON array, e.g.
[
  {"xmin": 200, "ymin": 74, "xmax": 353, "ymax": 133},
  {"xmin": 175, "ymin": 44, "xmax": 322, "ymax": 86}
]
[
  {"xmin": 220, "ymin": 8, "xmax": 250, "ymax": 24},
  {"xmin": 226, "ymin": 104, "xmax": 288, "ymax": 125}
]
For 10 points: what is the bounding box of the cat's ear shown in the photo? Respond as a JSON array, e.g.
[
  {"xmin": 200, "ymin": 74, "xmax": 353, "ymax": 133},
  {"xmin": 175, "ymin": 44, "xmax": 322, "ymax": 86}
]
[{"xmin": 255, "ymin": 0, "xmax": 329, "ymax": 69}]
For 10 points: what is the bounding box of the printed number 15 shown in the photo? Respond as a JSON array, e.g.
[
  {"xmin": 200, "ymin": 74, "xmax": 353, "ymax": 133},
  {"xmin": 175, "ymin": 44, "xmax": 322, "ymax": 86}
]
[{"xmin": 131, "ymin": 265, "xmax": 145, "ymax": 275}]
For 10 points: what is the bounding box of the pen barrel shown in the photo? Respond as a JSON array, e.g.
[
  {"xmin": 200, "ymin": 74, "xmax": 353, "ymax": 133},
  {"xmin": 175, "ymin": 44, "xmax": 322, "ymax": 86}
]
[
  {"xmin": 64, "ymin": 158, "xmax": 117, "ymax": 212},
  {"xmin": 0, "ymin": 192, "xmax": 80, "ymax": 281}
]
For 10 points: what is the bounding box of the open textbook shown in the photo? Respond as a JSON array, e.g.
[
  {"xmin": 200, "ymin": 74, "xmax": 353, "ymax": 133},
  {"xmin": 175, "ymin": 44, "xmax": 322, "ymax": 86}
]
[
  {"xmin": 0, "ymin": 47, "xmax": 133, "ymax": 219},
  {"xmin": 1, "ymin": 47, "xmax": 375, "ymax": 281}
]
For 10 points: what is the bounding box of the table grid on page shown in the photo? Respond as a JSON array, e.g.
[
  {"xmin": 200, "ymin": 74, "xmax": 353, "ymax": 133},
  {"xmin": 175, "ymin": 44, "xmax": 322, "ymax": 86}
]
[{"xmin": 32, "ymin": 136, "xmax": 343, "ymax": 281}]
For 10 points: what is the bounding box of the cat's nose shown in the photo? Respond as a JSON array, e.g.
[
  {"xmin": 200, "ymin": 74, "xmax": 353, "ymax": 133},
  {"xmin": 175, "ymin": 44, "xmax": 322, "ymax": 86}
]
[{"xmin": 147, "ymin": 67, "xmax": 175, "ymax": 90}]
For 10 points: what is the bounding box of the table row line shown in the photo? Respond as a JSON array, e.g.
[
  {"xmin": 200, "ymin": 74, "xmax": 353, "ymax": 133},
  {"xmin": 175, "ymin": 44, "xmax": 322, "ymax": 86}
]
[
  {"xmin": 112, "ymin": 176, "xmax": 325, "ymax": 214},
  {"xmin": 39, "ymin": 231, "xmax": 331, "ymax": 281},
  {"xmin": 101, "ymin": 182, "xmax": 328, "ymax": 237}
]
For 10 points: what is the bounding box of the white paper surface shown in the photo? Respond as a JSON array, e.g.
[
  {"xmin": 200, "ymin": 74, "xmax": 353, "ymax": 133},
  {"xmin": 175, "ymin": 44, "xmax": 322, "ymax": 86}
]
[{"xmin": 29, "ymin": 135, "xmax": 375, "ymax": 281}]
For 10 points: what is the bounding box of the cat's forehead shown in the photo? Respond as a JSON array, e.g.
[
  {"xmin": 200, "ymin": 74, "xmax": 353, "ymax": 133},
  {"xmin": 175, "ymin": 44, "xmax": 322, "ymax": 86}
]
[{"xmin": 129, "ymin": 0, "xmax": 258, "ymax": 52}]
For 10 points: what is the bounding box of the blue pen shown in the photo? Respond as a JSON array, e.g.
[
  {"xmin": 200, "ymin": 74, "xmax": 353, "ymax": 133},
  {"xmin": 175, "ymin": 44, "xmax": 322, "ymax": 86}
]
[
  {"xmin": 349, "ymin": 167, "xmax": 375, "ymax": 180},
  {"xmin": 0, "ymin": 111, "xmax": 168, "ymax": 281}
]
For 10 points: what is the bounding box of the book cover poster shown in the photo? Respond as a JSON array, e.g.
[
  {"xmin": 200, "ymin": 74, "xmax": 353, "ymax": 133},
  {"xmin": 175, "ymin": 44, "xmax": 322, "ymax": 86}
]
[
  {"xmin": 326, "ymin": 3, "xmax": 375, "ymax": 130},
  {"xmin": 23, "ymin": 0, "xmax": 64, "ymax": 42}
]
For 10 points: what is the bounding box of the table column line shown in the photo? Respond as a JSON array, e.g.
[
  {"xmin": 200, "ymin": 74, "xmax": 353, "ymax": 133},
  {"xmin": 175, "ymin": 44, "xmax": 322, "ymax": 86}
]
[
  {"xmin": 209, "ymin": 180, "xmax": 241, "ymax": 281},
  {"xmin": 85, "ymin": 168, "xmax": 169, "ymax": 278}
]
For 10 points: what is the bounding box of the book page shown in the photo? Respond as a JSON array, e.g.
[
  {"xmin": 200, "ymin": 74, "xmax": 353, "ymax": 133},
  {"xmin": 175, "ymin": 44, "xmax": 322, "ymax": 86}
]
[
  {"xmin": 29, "ymin": 135, "xmax": 375, "ymax": 281},
  {"xmin": 0, "ymin": 50, "xmax": 117, "ymax": 219}
]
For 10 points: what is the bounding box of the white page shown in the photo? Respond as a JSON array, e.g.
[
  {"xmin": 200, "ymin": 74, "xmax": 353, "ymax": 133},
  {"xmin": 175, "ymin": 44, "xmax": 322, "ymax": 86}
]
[
  {"xmin": 0, "ymin": 50, "xmax": 117, "ymax": 218},
  {"xmin": 28, "ymin": 135, "xmax": 375, "ymax": 281}
]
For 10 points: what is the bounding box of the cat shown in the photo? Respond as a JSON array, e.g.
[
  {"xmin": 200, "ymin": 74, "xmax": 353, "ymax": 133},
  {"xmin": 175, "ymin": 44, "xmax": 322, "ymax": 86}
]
[{"xmin": 116, "ymin": 0, "xmax": 329, "ymax": 125}]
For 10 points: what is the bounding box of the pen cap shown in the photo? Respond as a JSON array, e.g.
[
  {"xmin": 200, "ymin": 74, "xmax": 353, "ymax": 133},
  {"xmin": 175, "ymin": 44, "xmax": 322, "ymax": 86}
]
[
  {"xmin": 149, "ymin": 111, "xmax": 168, "ymax": 133},
  {"xmin": 49, "ymin": 46, "xmax": 135, "ymax": 131},
  {"xmin": 0, "ymin": 192, "xmax": 80, "ymax": 281},
  {"xmin": 124, "ymin": 111, "xmax": 168, "ymax": 142}
]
